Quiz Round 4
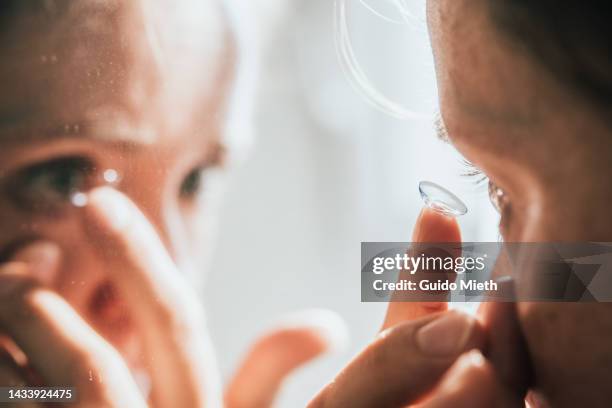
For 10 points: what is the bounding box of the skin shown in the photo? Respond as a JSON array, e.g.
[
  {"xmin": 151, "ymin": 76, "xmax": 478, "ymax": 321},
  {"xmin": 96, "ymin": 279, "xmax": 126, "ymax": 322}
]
[
  {"xmin": 312, "ymin": 0, "xmax": 612, "ymax": 407},
  {"xmin": 310, "ymin": 209, "xmax": 528, "ymax": 407},
  {"xmin": 0, "ymin": 1, "xmax": 332, "ymax": 407},
  {"xmin": 428, "ymin": 0, "xmax": 612, "ymax": 406}
]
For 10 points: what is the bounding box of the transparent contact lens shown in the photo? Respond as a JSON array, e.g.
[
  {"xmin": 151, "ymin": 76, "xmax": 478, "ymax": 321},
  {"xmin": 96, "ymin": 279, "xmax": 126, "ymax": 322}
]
[{"xmin": 419, "ymin": 181, "xmax": 468, "ymax": 217}]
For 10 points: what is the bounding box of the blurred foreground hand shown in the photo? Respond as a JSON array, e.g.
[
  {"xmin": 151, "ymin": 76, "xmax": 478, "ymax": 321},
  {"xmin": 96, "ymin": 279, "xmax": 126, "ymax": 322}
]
[{"xmin": 0, "ymin": 187, "xmax": 346, "ymax": 408}]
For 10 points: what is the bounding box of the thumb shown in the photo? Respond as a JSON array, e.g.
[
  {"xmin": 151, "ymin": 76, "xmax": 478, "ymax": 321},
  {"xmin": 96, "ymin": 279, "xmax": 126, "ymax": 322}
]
[{"xmin": 225, "ymin": 309, "xmax": 348, "ymax": 408}]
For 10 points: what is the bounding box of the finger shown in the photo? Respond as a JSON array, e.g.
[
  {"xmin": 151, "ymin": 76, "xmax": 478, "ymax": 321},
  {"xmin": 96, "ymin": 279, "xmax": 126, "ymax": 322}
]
[
  {"xmin": 226, "ymin": 310, "xmax": 348, "ymax": 408},
  {"xmin": 83, "ymin": 186, "xmax": 198, "ymax": 323},
  {"xmin": 0, "ymin": 338, "xmax": 42, "ymax": 386},
  {"xmin": 308, "ymin": 311, "xmax": 484, "ymax": 408},
  {"xmin": 382, "ymin": 207, "xmax": 461, "ymax": 330},
  {"xmin": 11, "ymin": 241, "xmax": 61, "ymax": 287},
  {"xmin": 0, "ymin": 350, "xmax": 39, "ymax": 408},
  {"xmin": 0, "ymin": 364, "xmax": 38, "ymax": 408},
  {"xmin": 0, "ymin": 264, "xmax": 145, "ymax": 407},
  {"xmin": 478, "ymin": 278, "xmax": 531, "ymax": 397},
  {"xmin": 416, "ymin": 350, "xmax": 524, "ymax": 408},
  {"xmin": 83, "ymin": 186, "xmax": 215, "ymax": 408},
  {"xmin": 0, "ymin": 347, "xmax": 27, "ymax": 387}
]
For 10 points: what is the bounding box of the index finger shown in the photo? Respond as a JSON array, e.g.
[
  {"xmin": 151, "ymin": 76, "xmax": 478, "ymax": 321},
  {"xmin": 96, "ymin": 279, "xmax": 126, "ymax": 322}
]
[
  {"xmin": 82, "ymin": 186, "xmax": 199, "ymax": 325},
  {"xmin": 82, "ymin": 186, "xmax": 216, "ymax": 408},
  {"xmin": 381, "ymin": 207, "xmax": 461, "ymax": 330}
]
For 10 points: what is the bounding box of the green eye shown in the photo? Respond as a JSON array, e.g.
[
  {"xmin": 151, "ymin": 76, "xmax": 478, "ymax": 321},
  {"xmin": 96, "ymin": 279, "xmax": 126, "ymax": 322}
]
[{"xmin": 8, "ymin": 157, "xmax": 95, "ymax": 213}]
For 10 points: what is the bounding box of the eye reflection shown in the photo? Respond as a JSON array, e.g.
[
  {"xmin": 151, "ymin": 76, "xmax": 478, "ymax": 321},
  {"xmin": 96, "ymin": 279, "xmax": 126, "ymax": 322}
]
[
  {"xmin": 179, "ymin": 166, "xmax": 206, "ymax": 199},
  {"xmin": 4, "ymin": 157, "xmax": 95, "ymax": 214}
]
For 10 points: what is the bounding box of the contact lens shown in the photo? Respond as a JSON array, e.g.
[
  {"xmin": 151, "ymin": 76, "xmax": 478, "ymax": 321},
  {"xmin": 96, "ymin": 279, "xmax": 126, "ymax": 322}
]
[{"xmin": 419, "ymin": 181, "xmax": 468, "ymax": 217}]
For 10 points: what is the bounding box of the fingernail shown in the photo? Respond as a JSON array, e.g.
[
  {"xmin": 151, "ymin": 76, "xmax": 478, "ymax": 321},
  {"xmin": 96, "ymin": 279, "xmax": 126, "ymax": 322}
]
[
  {"xmin": 12, "ymin": 241, "xmax": 61, "ymax": 285},
  {"xmin": 88, "ymin": 187, "xmax": 131, "ymax": 231},
  {"xmin": 416, "ymin": 312, "xmax": 474, "ymax": 356}
]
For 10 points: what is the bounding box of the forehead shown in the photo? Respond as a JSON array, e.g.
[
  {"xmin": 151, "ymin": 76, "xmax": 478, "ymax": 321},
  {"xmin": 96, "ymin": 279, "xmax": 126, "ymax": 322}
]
[{"xmin": 0, "ymin": 0, "xmax": 230, "ymax": 145}]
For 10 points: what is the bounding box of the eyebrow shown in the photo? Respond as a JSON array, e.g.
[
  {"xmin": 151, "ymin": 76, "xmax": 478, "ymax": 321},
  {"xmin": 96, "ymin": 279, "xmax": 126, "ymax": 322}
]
[{"xmin": 0, "ymin": 117, "xmax": 156, "ymax": 149}]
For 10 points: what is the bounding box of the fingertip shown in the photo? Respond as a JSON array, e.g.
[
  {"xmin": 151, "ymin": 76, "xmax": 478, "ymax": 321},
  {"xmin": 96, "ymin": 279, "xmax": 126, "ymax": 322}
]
[
  {"xmin": 11, "ymin": 241, "xmax": 62, "ymax": 286},
  {"xmin": 84, "ymin": 186, "xmax": 133, "ymax": 233},
  {"xmin": 0, "ymin": 263, "xmax": 32, "ymax": 296},
  {"xmin": 412, "ymin": 207, "xmax": 461, "ymax": 243}
]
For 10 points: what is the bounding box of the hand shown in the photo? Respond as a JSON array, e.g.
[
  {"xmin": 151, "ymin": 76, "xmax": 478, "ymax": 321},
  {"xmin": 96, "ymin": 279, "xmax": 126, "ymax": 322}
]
[
  {"xmin": 0, "ymin": 187, "xmax": 337, "ymax": 407},
  {"xmin": 308, "ymin": 208, "xmax": 530, "ymax": 407},
  {"xmin": 0, "ymin": 243, "xmax": 148, "ymax": 407}
]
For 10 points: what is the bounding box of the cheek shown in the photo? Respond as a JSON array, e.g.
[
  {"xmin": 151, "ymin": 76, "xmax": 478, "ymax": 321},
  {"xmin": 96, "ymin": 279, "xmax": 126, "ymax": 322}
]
[
  {"xmin": 519, "ymin": 303, "xmax": 612, "ymax": 405},
  {"xmin": 515, "ymin": 185, "xmax": 611, "ymax": 241}
]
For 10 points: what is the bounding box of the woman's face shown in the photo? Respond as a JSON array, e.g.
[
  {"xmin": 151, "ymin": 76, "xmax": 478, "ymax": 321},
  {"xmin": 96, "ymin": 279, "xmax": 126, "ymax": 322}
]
[
  {"xmin": 0, "ymin": 0, "xmax": 229, "ymax": 364},
  {"xmin": 428, "ymin": 0, "xmax": 612, "ymax": 405}
]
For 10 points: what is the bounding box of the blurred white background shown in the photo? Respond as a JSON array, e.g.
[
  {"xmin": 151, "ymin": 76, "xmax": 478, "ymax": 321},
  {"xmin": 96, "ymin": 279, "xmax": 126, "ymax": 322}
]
[{"xmin": 205, "ymin": 1, "xmax": 499, "ymax": 406}]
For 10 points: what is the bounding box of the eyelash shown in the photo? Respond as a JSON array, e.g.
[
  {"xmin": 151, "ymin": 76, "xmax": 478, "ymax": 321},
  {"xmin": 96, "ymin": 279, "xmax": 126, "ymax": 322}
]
[
  {"xmin": 461, "ymin": 159, "xmax": 508, "ymax": 215},
  {"xmin": 434, "ymin": 114, "xmax": 509, "ymax": 220},
  {"xmin": 179, "ymin": 144, "xmax": 225, "ymax": 202},
  {"xmin": 2, "ymin": 157, "xmax": 214, "ymax": 217},
  {"xmin": 5, "ymin": 157, "xmax": 96, "ymax": 214},
  {"xmin": 461, "ymin": 159, "xmax": 489, "ymax": 186}
]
